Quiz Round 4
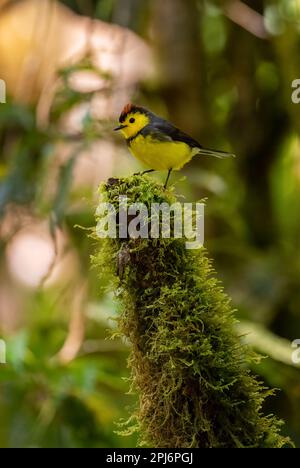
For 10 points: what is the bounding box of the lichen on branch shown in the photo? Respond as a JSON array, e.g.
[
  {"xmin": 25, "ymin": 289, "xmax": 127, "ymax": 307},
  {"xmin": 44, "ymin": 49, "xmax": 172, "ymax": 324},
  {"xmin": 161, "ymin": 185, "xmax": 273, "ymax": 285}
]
[{"xmin": 93, "ymin": 175, "xmax": 292, "ymax": 448}]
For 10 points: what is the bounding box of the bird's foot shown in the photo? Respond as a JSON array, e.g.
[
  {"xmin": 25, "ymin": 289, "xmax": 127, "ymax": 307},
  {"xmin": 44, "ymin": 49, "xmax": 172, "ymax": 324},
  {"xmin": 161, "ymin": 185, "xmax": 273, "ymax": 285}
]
[{"xmin": 134, "ymin": 170, "xmax": 155, "ymax": 176}]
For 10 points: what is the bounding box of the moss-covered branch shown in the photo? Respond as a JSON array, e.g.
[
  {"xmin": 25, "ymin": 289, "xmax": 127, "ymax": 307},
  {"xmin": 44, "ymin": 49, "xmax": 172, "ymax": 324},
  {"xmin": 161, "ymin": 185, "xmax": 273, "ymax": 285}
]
[{"xmin": 93, "ymin": 175, "xmax": 292, "ymax": 448}]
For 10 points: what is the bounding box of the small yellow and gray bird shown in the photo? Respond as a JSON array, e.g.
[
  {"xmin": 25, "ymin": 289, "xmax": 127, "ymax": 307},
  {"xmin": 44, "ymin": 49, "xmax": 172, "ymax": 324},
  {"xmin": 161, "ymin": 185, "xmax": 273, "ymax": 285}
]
[{"xmin": 114, "ymin": 104, "xmax": 234, "ymax": 188}]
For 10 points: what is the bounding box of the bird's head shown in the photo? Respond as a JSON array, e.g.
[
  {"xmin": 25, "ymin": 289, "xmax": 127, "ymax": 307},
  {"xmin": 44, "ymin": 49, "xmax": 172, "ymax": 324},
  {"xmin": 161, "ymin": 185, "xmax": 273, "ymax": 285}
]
[{"xmin": 114, "ymin": 103, "xmax": 151, "ymax": 139}]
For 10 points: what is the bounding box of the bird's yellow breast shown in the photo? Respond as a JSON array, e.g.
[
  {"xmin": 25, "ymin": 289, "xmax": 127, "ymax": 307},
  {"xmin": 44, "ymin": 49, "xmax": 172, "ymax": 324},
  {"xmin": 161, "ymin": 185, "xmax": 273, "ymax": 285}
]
[{"xmin": 128, "ymin": 134, "xmax": 194, "ymax": 171}]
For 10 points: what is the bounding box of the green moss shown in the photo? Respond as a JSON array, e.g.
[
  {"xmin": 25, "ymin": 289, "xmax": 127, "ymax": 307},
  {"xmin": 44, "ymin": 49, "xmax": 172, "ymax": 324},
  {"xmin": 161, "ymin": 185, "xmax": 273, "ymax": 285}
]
[{"xmin": 93, "ymin": 175, "xmax": 292, "ymax": 448}]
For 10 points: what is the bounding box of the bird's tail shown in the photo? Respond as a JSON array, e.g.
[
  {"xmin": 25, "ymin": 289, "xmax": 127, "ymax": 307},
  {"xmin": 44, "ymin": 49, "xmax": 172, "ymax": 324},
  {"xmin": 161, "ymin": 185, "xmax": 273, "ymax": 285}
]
[{"xmin": 197, "ymin": 147, "xmax": 235, "ymax": 159}]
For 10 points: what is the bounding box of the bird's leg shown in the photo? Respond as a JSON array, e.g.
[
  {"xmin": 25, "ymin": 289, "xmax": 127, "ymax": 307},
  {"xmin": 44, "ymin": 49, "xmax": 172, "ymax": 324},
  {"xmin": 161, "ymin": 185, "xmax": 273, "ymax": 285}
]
[
  {"xmin": 134, "ymin": 169, "xmax": 155, "ymax": 176},
  {"xmin": 164, "ymin": 169, "xmax": 172, "ymax": 189}
]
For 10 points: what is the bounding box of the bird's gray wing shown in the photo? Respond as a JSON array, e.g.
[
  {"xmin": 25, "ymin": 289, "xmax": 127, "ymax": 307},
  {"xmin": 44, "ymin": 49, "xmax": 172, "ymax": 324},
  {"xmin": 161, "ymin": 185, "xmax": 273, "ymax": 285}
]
[
  {"xmin": 150, "ymin": 120, "xmax": 202, "ymax": 148},
  {"xmin": 150, "ymin": 120, "xmax": 235, "ymax": 158},
  {"xmin": 141, "ymin": 120, "xmax": 235, "ymax": 158},
  {"xmin": 140, "ymin": 124, "xmax": 174, "ymax": 142}
]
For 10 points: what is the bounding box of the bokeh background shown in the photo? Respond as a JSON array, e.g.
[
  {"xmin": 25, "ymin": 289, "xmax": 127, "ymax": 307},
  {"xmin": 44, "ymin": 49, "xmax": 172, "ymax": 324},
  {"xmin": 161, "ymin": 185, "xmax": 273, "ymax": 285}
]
[{"xmin": 0, "ymin": 0, "xmax": 300, "ymax": 448}]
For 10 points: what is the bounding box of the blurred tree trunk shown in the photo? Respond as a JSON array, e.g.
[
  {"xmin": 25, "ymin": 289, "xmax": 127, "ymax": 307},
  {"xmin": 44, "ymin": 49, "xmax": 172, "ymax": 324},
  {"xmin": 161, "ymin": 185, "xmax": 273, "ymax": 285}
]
[
  {"xmin": 150, "ymin": 0, "xmax": 207, "ymax": 137},
  {"xmin": 226, "ymin": 0, "xmax": 289, "ymax": 247}
]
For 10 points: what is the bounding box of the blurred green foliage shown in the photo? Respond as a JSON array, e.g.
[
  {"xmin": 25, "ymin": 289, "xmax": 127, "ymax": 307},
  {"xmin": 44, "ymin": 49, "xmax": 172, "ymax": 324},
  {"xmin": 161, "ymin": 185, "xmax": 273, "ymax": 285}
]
[{"xmin": 1, "ymin": 0, "xmax": 300, "ymax": 447}]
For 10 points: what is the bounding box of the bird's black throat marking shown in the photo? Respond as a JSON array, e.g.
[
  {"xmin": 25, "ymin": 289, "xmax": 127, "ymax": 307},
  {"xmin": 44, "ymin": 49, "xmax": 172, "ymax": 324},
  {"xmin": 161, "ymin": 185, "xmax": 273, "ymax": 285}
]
[{"xmin": 126, "ymin": 129, "xmax": 144, "ymax": 145}]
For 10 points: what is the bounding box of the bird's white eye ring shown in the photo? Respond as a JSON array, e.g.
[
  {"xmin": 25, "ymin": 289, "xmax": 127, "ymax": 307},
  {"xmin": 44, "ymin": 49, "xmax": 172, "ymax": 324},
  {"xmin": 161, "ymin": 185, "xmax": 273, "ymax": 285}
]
[{"xmin": 129, "ymin": 117, "xmax": 135, "ymax": 123}]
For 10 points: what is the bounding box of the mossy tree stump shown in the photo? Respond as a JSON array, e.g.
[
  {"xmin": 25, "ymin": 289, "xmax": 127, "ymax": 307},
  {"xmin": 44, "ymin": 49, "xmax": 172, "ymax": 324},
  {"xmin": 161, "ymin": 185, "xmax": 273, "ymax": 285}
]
[{"xmin": 93, "ymin": 175, "xmax": 291, "ymax": 448}]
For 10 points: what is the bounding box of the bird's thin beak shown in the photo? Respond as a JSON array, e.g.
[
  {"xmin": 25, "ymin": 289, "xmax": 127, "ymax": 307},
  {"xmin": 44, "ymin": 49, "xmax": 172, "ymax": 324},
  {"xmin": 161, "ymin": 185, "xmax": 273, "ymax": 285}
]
[{"xmin": 114, "ymin": 124, "xmax": 127, "ymax": 131}]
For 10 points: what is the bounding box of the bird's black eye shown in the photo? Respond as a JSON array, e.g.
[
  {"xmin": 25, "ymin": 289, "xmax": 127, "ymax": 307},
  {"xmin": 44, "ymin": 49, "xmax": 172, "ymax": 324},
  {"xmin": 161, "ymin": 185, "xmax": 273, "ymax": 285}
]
[{"xmin": 129, "ymin": 117, "xmax": 135, "ymax": 124}]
